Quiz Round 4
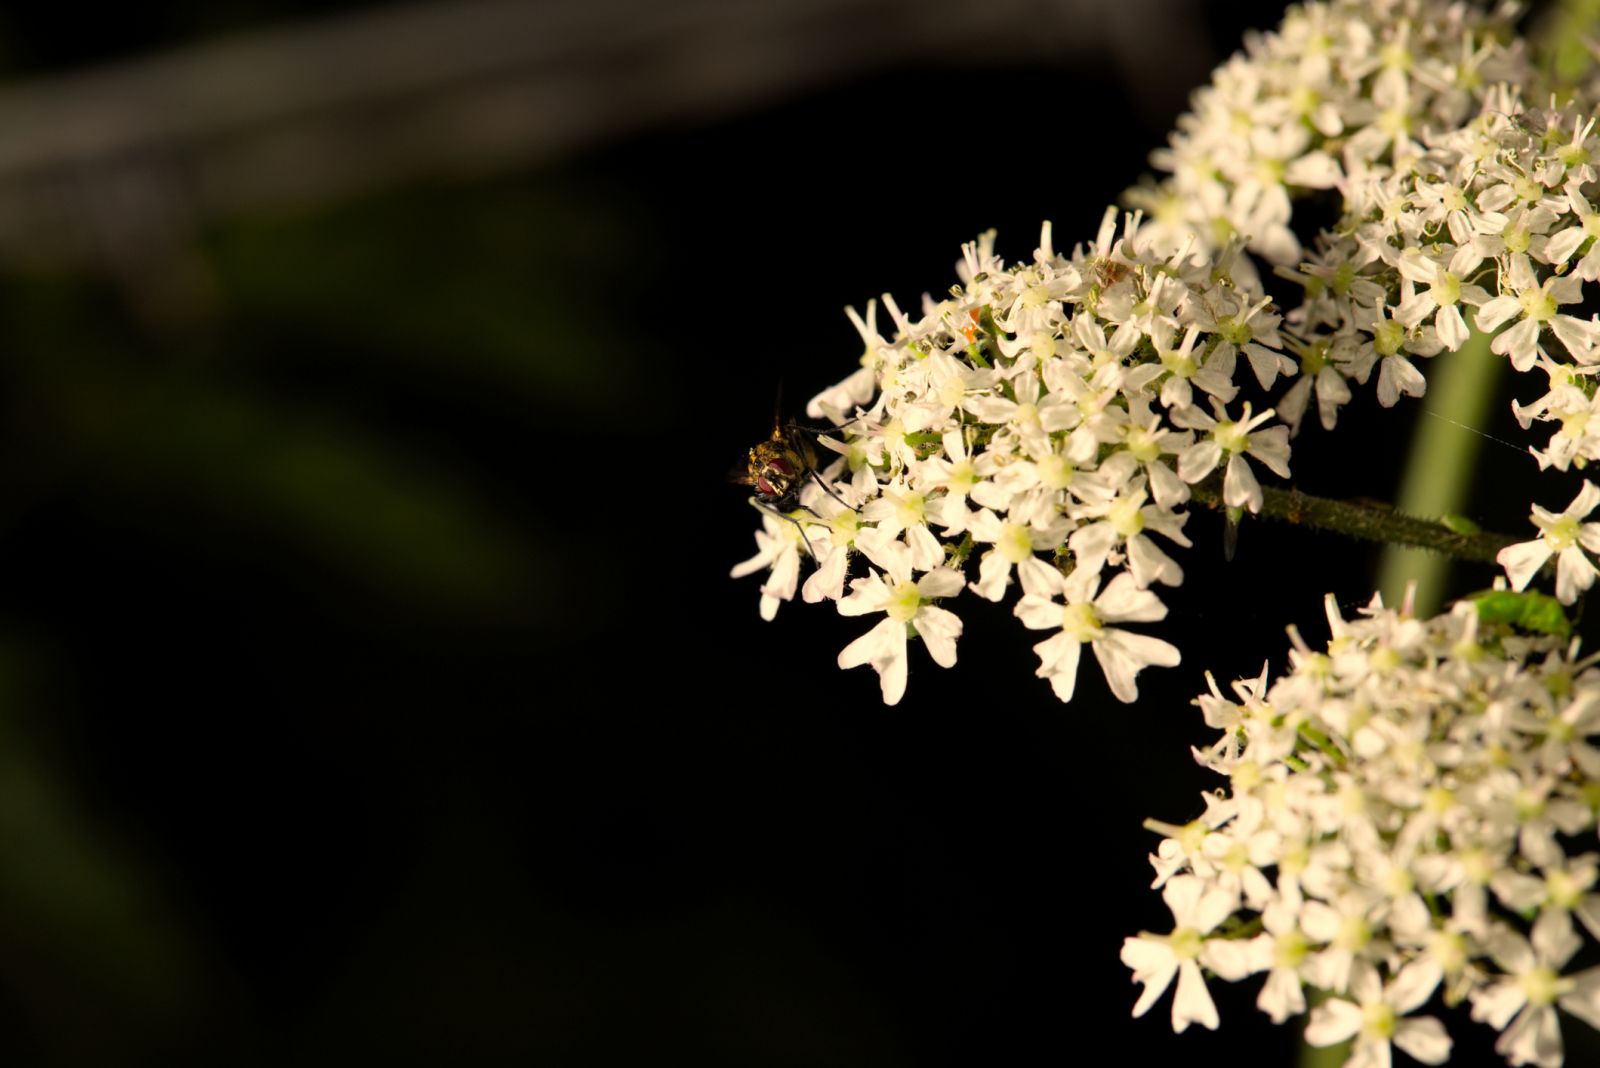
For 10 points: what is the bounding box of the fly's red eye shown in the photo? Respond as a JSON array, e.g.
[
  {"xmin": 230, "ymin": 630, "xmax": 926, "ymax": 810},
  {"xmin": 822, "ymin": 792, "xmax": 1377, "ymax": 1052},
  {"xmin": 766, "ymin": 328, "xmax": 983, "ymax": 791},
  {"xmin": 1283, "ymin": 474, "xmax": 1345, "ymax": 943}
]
[
  {"xmin": 767, "ymin": 457, "xmax": 794, "ymax": 476},
  {"xmin": 756, "ymin": 477, "xmax": 777, "ymax": 497}
]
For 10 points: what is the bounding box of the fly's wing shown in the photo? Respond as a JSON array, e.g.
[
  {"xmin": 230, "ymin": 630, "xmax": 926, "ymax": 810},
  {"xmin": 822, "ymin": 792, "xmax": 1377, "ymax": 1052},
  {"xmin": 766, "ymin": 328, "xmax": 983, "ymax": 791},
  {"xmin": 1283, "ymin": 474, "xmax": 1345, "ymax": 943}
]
[{"xmin": 785, "ymin": 423, "xmax": 820, "ymax": 473}]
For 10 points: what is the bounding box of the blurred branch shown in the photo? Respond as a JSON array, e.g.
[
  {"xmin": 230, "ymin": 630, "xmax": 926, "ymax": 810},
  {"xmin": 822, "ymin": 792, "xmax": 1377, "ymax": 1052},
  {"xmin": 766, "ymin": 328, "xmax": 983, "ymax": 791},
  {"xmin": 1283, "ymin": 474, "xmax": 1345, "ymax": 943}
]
[{"xmin": 0, "ymin": 0, "xmax": 1205, "ymax": 270}]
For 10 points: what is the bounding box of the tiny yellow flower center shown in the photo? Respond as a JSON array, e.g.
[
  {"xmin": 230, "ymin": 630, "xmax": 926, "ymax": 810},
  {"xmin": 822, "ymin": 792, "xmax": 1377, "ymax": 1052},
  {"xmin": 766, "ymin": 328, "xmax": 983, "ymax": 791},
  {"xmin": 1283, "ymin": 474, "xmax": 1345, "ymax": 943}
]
[
  {"xmin": 1298, "ymin": 342, "xmax": 1330, "ymax": 376},
  {"xmin": 1021, "ymin": 285, "xmax": 1052, "ymax": 309},
  {"xmin": 1521, "ymin": 286, "xmax": 1558, "ymax": 322},
  {"xmin": 1546, "ymin": 514, "xmax": 1581, "ymax": 551},
  {"xmin": 1460, "ymin": 847, "xmax": 1492, "ymax": 885},
  {"xmin": 1382, "ymin": 864, "xmax": 1414, "ymax": 899},
  {"xmin": 1217, "ymin": 315, "xmax": 1253, "ymax": 347},
  {"xmin": 1429, "ymin": 272, "xmax": 1462, "ymax": 307},
  {"xmin": 1521, "ymin": 966, "xmax": 1566, "ymax": 1008},
  {"xmin": 1378, "ymin": 104, "xmax": 1409, "ymax": 137},
  {"xmin": 1163, "ymin": 351, "xmax": 1197, "ymax": 379},
  {"xmin": 1332, "ymin": 261, "xmax": 1358, "ymax": 297},
  {"xmin": 893, "ymin": 491, "xmax": 927, "ymax": 527},
  {"xmin": 830, "ymin": 510, "xmax": 860, "ymax": 542},
  {"xmin": 887, "ymin": 582, "xmax": 922, "ymax": 623},
  {"xmin": 1215, "ymin": 419, "xmax": 1249, "ymax": 454},
  {"xmin": 1274, "ymin": 929, "xmax": 1310, "ymax": 969},
  {"xmin": 1061, "ymin": 601, "xmax": 1105, "ymax": 642},
  {"xmin": 948, "ymin": 459, "xmax": 977, "ymax": 494},
  {"xmin": 1037, "ymin": 453, "xmax": 1075, "ymax": 490},
  {"xmin": 1014, "ymin": 401, "xmax": 1040, "ymax": 429},
  {"xmin": 1547, "ymin": 867, "xmax": 1585, "ymax": 910},
  {"xmin": 998, "ymin": 523, "xmax": 1034, "ymax": 564},
  {"xmin": 1430, "ymin": 929, "xmax": 1468, "ymax": 973},
  {"xmin": 1513, "ymin": 786, "xmax": 1546, "ymax": 822},
  {"xmin": 1373, "ymin": 319, "xmax": 1405, "ymax": 357},
  {"xmin": 1256, "ymin": 157, "xmax": 1286, "ymax": 186},
  {"xmin": 1424, "ymin": 785, "xmax": 1455, "ymax": 816},
  {"xmin": 1126, "ymin": 424, "xmax": 1161, "ymax": 463},
  {"xmin": 1170, "ymin": 927, "xmax": 1205, "ymax": 961},
  {"xmin": 1505, "ymin": 223, "xmax": 1532, "ymax": 255},
  {"xmin": 1361, "ymin": 1000, "xmax": 1398, "ymax": 1041},
  {"xmin": 1109, "ymin": 495, "xmax": 1145, "ymax": 537},
  {"xmin": 1231, "ymin": 760, "xmax": 1262, "ymax": 791},
  {"xmin": 1030, "ymin": 331, "xmax": 1057, "ymax": 361},
  {"xmin": 1380, "ymin": 38, "xmax": 1412, "ymax": 71}
]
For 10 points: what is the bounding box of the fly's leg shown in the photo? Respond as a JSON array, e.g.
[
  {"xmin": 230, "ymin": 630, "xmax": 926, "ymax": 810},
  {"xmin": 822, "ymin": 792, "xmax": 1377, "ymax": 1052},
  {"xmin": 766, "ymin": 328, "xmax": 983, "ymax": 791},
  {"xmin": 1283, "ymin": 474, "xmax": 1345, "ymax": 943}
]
[
  {"xmin": 807, "ymin": 470, "xmax": 855, "ymax": 512},
  {"xmin": 747, "ymin": 497, "xmax": 820, "ymax": 559}
]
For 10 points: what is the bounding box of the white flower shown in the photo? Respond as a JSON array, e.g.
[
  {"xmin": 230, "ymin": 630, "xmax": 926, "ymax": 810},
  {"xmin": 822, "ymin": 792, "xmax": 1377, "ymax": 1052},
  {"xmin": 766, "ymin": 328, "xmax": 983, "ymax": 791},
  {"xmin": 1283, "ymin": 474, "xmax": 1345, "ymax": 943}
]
[
  {"xmin": 1497, "ymin": 482, "xmax": 1600, "ymax": 604},
  {"xmin": 1173, "ymin": 400, "xmax": 1292, "ymax": 513},
  {"xmin": 1120, "ymin": 874, "xmax": 1247, "ymax": 1033},
  {"xmin": 1476, "ymin": 255, "xmax": 1598, "ymax": 371},
  {"xmin": 1304, "ymin": 961, "xmax": 1452, "ymax": 1068},
  {"xmin": 1013, "ymin": 565, "xmax": 1179, "ymax": 703},
  {"xmin": 836, "ymin": 562, "xmax": 964, "ymax": 706},
  {"xmin": 730, "ymin": 508, "xmax": 810, "ymax": 620},
  {"xmin": 1470, "ymin": 924, "xmax": 1600, "ymax": 1068}
]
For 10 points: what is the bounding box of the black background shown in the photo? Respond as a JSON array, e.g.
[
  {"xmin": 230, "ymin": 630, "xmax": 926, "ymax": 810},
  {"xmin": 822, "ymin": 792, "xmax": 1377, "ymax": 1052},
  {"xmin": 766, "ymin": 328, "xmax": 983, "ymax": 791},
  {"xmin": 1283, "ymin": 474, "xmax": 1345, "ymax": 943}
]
[{"xmin": 0, "ymin": 2, "xmax": 1587, "ymax": 1065}]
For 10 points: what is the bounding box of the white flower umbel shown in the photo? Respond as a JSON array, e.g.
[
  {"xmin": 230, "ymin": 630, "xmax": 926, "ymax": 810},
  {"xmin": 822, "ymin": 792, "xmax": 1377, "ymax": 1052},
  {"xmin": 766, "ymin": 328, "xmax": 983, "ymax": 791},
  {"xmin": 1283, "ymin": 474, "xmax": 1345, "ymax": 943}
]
[
  {"xmin": 836, "ymin": 559, "xmax": 963, "ymax": 706},
  {"xmin": 735, "ymin": 199, "xmax": 1287, "ymax": 703},
  {"xmin": 1127, "ymin": 589, "xmax": 1600, "ymax": 1066},
  {"xmin": 1498, "ymin": 481, "xmax": 1600, "ymax": 605}
]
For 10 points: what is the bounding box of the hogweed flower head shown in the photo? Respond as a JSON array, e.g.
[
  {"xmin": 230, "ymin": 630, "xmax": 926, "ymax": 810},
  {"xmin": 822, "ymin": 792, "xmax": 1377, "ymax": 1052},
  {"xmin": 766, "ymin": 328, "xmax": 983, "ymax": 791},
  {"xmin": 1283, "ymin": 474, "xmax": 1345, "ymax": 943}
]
[{"xmin": 1129, "ymin": 591, "xmax": 1600, "ymax": 1066}]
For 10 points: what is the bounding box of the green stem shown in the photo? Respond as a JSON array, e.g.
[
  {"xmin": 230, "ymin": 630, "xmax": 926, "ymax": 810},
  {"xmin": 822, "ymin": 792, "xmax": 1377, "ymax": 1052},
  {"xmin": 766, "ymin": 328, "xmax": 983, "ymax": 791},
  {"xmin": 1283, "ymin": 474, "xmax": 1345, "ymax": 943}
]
[
  {"xmin": 1189, "ymin": 473, "xmax": 1519, "ymax": 568},
  {"xmin": 1376, "ymin": 329, "xmax": 1504, "ymax": 612}
]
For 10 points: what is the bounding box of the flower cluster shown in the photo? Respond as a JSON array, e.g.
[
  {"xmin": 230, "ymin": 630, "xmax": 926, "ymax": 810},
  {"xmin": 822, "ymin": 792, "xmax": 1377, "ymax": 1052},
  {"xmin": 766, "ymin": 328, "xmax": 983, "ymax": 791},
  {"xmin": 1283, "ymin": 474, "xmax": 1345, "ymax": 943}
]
[
  {"xmin": 1130, "ymin": 0, "xmax": 1528, "ymax": 275},
  {"xmin": 1126, "ymin": 592, "xmax": 1600, "ymax": 1068},
  {"xmin": 734, "ymin": 208, "xmax": 1295, "ymax": 705},
  {"xmin": 732, "ymin": 0, "xmax": 1590, "ymax": 706}
]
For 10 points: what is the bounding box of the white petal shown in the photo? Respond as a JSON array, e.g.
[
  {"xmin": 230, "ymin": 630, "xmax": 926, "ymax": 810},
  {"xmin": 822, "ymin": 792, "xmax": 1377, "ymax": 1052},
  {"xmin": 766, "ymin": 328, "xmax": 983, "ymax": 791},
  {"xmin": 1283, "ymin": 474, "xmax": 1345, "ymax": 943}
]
[
  {"xmin": 1393, "ymin": 1016, "xmax": 1452, "ymax": 1066},
  {"xmin": 1476, "ymin": 294, "xmax": 1523, "ymax": 331},
  {"xmin": 1170, "ymin": 960, "xmax": 1219, "ymax": 1033},
  {"xmin": 1304, "ymin": 998, "xmax": 1362, "ymax": 1046},
  {"xmin": 1223, "ymin": 453, "xmax": 1263, "ymax": 513},
  {"xmin": 1177, "ymin": 440, "xmax": 1222, "ymax": 484},
  {"xmin": 1556, "ymin": 546, "xmax": 1598, "ymax": 604},
  {"xmin": 1095, "ymin": 573, "xmax": 1168, "ymax": 624},
  {"xmin": 1498, "ymin": 539, "xmax": 1554, "ymax": 592},
  {"xmin": 915, "ymin": 605, "xmax": 962, "ymax": 668},
  {"xmin": 837, "ymin": 618, "xmax": 908, "ymax": 705},
  {"xmin": 1121, "ymin": 936, "xmax": 1177, "ymax": 1018},
  {"xmin": 1494, "ymin": 1005, "xmax": 1561, "ymax": 1068}
]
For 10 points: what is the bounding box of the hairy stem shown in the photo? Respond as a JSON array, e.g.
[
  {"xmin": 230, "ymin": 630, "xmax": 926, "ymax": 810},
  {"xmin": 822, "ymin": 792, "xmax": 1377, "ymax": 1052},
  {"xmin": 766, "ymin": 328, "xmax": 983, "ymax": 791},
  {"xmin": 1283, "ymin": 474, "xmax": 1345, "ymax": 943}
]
[{"xmin": 1188, "ymin": 475, "xmax": 1518, "ymax": 567}]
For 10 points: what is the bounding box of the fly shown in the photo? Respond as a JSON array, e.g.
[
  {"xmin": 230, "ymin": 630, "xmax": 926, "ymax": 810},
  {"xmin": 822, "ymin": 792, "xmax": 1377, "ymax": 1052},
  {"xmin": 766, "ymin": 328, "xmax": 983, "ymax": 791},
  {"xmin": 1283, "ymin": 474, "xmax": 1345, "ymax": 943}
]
[{"xmin": 733, "ymin": 395, "xmax": 856, "ymax": 558}]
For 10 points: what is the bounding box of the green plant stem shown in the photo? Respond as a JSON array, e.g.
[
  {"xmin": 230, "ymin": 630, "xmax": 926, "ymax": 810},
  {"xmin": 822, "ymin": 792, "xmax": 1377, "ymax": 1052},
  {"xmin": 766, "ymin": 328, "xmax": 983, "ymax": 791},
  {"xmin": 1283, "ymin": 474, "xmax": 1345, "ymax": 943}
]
[
  {"xmin": 1375, "ymin": 329, "xmax": 1504, "ymax": 613},
  {"xmin": 1189, "ymin": 473, "xmax": 1518, "ymax": 568}
]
